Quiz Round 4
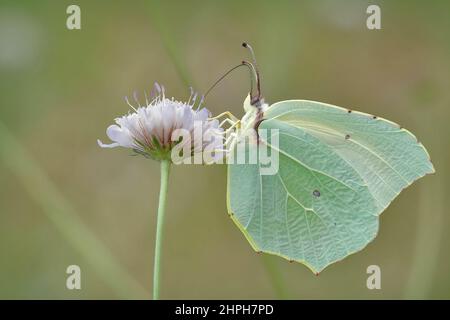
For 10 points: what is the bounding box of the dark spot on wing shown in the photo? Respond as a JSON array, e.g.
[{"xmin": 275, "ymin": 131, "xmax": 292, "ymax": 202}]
[
  {"xmin": 372, "ymin": 115, "xmax": 377, "ymax": 119},
  {"xmin": 313, "ymin": 190, "xmax": 321, "ymax": 197},
  {"xmin": 347, "ymin": 110, "xmax": 352, "ymax": 113},
  {"xmin": 345, "ymin": 134, "xmax": 351, "ymax": 140}
]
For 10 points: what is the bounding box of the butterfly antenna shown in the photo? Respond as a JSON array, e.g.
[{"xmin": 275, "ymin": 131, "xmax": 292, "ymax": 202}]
[
  {"xmin": 242, "ymin": 42, "xmax": 262, "ymax": 105},
  {"xmin": 204, "ymin": 62, "xmax": 254, "ymax": 99}
]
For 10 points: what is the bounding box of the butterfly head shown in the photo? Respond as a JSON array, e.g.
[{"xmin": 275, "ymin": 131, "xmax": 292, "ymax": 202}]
[{"xmin": 243, "ymin": 93, "xmax": 268, "ymax": 113}]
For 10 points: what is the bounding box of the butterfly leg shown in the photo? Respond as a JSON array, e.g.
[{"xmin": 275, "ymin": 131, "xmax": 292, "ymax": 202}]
[
  {"xmin": 221, "ymin": 119, "xmax": 241, "ymax": 131},
  {"xmin": 219, "ymin": 118, "xmax": 236, "ymax": 128},
  {"xmin": 207, "ymin": 131, "xmax": 239, "ymax": 163},
  {"xmin": 209, "ymin": 111, "xmax": 240, "ymax": 124},
  {"xmin": 208, "ymin": 111, "xmax": 242, "ymax": 156},
  {"xmin": 214, "ymin": 119, "xmax": 241, "ymax": 139},
  {"xmin": 224, "ymin": 132, "xmax": 237, "ymax": 146}
]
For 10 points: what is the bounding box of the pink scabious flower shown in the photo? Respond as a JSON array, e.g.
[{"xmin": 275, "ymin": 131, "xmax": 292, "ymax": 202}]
[{"xmin": 98, "ymin": 84, "xmax": 224, "ymax": 163}]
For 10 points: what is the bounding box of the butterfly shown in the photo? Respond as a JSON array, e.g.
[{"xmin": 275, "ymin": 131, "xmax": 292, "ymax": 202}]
[{"xmin": 213, "ymin": 43, "xmax": 434, "ymax": 274}]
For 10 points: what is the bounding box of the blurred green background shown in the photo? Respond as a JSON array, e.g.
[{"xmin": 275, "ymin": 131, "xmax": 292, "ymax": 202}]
[{"xmin": 0, "ymin": 0, "xmax": 449, "ymax": 299}]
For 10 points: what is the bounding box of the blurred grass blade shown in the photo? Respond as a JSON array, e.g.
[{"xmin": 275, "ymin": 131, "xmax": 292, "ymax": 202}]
[
  {"xmin": 148, "ymin": 0, "xmax": 193, "ymax": 88},
  {"xmin": 403, "ymin": 113, "xmax": 443, "ymax": 299},
  {"xmin": 404, "ymin": 176, "xmax": 443, "ymax": 298},
  {"xmin": 261, "ymin": 255, "xmax": 289, "ymax": 299},
  {"xmin": 0, "ymin": 122, "xmax": 149, "ymax": 299}
]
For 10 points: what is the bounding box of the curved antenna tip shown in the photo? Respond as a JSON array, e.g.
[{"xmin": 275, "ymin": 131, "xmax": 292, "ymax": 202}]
[{"xmin": 242, "ymin": 42, "xmax": 248, "ymax": 47}]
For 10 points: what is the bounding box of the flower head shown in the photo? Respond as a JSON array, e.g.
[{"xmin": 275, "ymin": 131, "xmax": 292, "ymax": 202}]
[{"xmin": 98, "ymin": 84, "xmax": 224, "ymax": 163}]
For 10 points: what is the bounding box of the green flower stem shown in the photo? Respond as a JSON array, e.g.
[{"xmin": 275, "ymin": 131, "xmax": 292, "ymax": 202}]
[{"xmin": 153, "ymin": 159, "xmax": 171, "ymax": 299}]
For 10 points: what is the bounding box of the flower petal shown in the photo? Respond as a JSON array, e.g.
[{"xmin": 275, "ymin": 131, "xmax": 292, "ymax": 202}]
[
  {"xmin": 195, "ymin": 108, "xmax": 209, "ymax": 121},
  {"xmin": 106, "ymin": 125, "xmax": 134, "ymax": 148},
  {"xmin": 97, "ymin": 139, "xmax": 119, "ymax": 148}
]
